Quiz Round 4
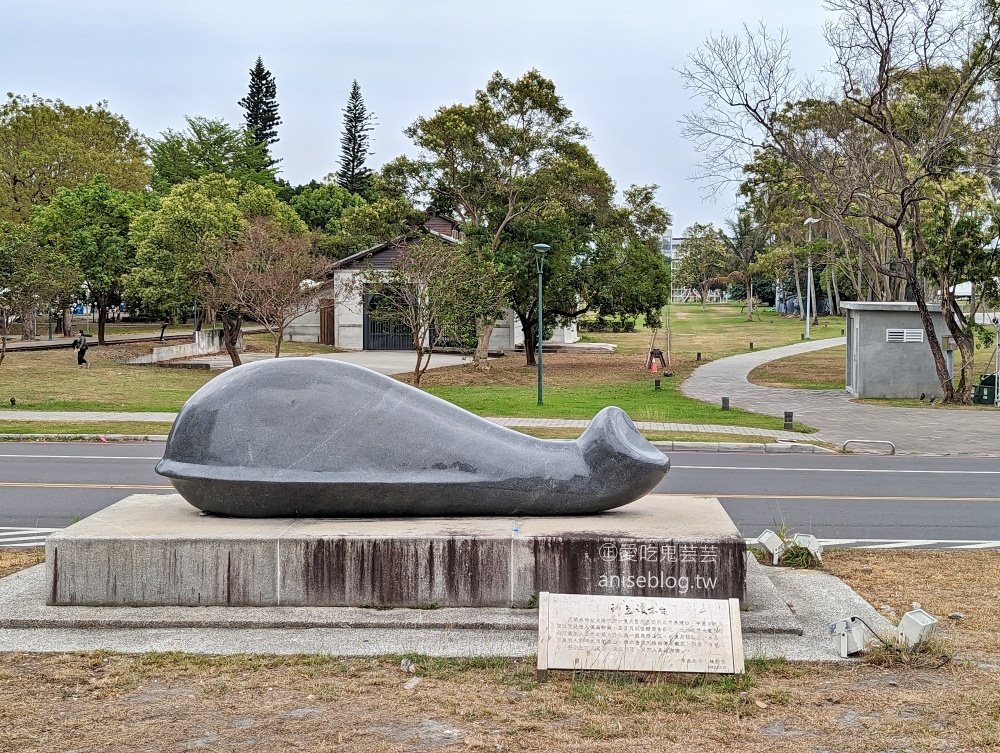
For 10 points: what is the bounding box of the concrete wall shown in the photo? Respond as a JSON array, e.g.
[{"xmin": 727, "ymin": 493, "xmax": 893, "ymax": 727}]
[
  {"xmin": 124, "ymin": 329, "xmax": 242, "ymax": 364},
  {"xmin": 284, "ymin": 273, "xmax": 362, "ymax": 348},
  {"xmin": 845, "ymin": 306, "xmax": 952, "ymax": 398}
]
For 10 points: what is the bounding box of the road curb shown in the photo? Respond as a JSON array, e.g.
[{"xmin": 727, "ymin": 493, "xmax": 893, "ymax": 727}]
[
  {"xmin": 0, "ymin": 434, "xmax": 169, "ymax": 442},
  {"xmin": 652, "ymin": 441, "xmax": 832, "ymax": 453}
]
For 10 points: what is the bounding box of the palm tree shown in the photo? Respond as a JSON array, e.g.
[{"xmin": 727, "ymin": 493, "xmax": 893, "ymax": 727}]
[{"xmin": 722, "ymin": 210, "xmax": 769, "ymax": 321}]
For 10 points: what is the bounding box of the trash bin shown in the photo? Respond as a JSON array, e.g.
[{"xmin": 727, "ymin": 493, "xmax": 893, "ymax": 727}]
[{"xmin": 973, "ymin": 384, "xmax": 997, "ymax": 405}]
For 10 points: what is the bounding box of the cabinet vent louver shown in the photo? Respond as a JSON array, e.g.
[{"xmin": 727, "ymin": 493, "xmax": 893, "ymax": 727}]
[{"xmin": 886, "ymin": 328, "xmax": 924, "ymax": 343}]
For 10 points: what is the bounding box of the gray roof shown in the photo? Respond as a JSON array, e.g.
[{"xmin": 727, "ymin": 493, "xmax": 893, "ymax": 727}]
[{"xmin": 840, "ymin": 301, "xmax": 942, "ymax": 313}]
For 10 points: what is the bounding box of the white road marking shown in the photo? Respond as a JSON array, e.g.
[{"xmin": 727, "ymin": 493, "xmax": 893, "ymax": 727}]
[
  {"xmin": 0, "ymin": 454, "xmax": 161, "ymax": 460},
  {"xmin": 676, "ymin": 465, "xmax": 1000, "ymax": 474},
  {"xmin": 744, "ymin": 538, "xmax": 1000, "ymax": 549}
]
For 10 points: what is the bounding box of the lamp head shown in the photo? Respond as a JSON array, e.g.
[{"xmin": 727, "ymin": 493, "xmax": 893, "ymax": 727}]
[
  {"xmin": 803, "ymin": 217, "xmax": 821, "ymax": 226},
  {"xmin": 532, "ymin": 243, "xmax": 551, "ymax": 255}
]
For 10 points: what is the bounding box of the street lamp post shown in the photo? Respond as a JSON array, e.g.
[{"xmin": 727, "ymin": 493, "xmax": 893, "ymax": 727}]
[
  {"xmin": 803, "ymin": 218, "xmax": 821, "ymax": 340},
  {"xmin": 533, "ymin": 244, "xmax": 550, "ymax": 406}
]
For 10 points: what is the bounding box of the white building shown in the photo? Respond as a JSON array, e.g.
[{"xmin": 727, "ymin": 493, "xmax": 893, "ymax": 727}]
[{"xmin": 285, "ymin": 216, "xmax": 578, "ymax": 351}]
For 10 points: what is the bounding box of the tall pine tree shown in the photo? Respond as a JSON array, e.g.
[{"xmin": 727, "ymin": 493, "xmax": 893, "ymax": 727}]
[
  {"xmin": 336, "ymin": 80, "xmax": 376, "ymax": 197},
  {"xmin": 238, "ymin": 56, "xmax": 281, "ymax": 167}
]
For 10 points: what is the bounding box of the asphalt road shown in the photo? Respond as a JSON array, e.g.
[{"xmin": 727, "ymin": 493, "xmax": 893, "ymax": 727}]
[{"xmin": 1, "ymin": 443, "xmax": 998, "ymax": 547}]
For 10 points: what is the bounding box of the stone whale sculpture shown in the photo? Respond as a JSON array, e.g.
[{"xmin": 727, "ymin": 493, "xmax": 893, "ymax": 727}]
[{"xmin": 156, "ymin": 357, "xmax": 669, "ymax": 517}]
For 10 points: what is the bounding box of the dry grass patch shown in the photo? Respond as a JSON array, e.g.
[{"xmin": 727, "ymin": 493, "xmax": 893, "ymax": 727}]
[
  {"xmin": 415, "ymin": 352, "xmax": 663, "ymax": 388},
  {"xmin": 825, "ymin": 549, "xmax": 1000, "ymax": 657},
  {"xmin": 748, "ymin": 346, "xmax": 846, "ymax": 390},
  {"xmin": 2, "ymin": 550, "xmax": 999, "ymax": 750},
  {"xmin": 0, "ymin": 653, "xmax": 996, "ymax": 751},
  {"xmin": 0, "ymin": 548, "xmax": 43, "ymax": 578}
]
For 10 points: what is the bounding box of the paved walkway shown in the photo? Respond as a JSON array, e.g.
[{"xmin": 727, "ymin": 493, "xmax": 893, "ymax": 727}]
[
  {"xmin": 176, "ymin": 350, "xmax": 469, "ymax": 374},
  {"xmin": 0, "ymin": 409, "xmax": 807, "ymax": 441},
  {"xmin": 681, "ymin": 338, "xmax": 1000, "ymax": 455}
]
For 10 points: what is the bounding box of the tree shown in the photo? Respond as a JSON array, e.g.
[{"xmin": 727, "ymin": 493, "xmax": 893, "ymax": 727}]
[
  {"xmin": 238, "ymin": 57, "xmax": 281, "ymax": 167},
  {"xmin": 0, "ymin": 223, "xmax": 76, "ymax": 364},
  {"xmin": 322, "ymin": 197, "xmax": 425, "ymax": 259},
  {"xmin": 675, "ymin": 224, "xmax": 731, "ymax": 310},
  {"xmin": 722, "ymin": 210, "xmax": 769, "ymax": 321},
  {"xmin": 148, "ymin": 116, "xmax": 277, "ymax": 193},
  {"xmin": 288, "ymin": 182, "xmax": 366, "ymax": 232},
  {"xmin": 336, "ymin": 81, "xmax": 376, "ymax": 198},
  {"xmin": 31, "ymin": 176, "xmax": 148, "ymax": 345},
  {"xmin": 0, "ymin": 94, "xmax": 150, "ymax": 224},
  {"xmin": 202, "ymin": 217, "xmax": 327, "ymax": 358},
  {"xmin": 680, "ymin": 0, "xmax": 1000, "ymax": 403},
  {"xmin": 347, "ymin": 235, "xmax": 484, "ymax": 386},
  {"xmin": 399, "ymin": 70, "xmax": 599, "ymax": 363},
  {"xmin": 127, "ymin": 174, "xmax": 308, "ymax": 364}
]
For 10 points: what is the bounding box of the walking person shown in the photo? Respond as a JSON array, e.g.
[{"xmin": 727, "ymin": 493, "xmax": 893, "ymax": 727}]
[{"xmin": 73, "ymin": 331, "xmax": 90, "ymax": 369}]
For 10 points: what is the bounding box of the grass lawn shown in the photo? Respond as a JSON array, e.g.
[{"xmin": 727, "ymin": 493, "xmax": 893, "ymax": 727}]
[
  {"xmin": 0, "ymin": 343, "xmax": 215, "ymax": 412},
  {"xmin": 0, "ymin": 336, "xmax": 339, "ymax": 413},
  {"xmin": 511, "ymin": 426, "xmax": 779, "ymax": 443},
  {"xmin": 1, "ymin": 305, "xmax": 832, "ymax": 429},
  {"xmin": 0, "ymin": 421, "xmax": 175, "ymax": 435},
  {"xmin": 1, "ymin": 548, "xmax": 998, "ymax": 751},
  {"xmin": 417, "ymin": 304, "xmax": 829, "ymax": 431}
]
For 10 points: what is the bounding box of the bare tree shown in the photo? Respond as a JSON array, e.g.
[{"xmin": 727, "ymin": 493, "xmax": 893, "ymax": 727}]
[
  {"xmin": 201, "ymin": 218, "xmax": 327, "ymax": 365},
  {"xmin": 347, "ymin": 235, "xmax": 485, "ymax": 386},
  {"xmin": 680, "ymin": 0, "xmax": 1000, "ymax": 402}
]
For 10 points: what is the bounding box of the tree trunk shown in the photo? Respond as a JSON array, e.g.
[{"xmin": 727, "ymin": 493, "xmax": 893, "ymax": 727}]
[
  {"xmin": 911, "ymin": 273, "xmax": 954, "ymax": 402},
  {"xmin": 219, "ymin": 312, "xmax": 243, "ymax": 367},
  {"xmin": 698, "ymin": 285, "xmax": 708, "ymax": 311},
  {"xmin": 809, "ymin": 267, "xmax": 819, "ymax": 325},
  {"xmin": 97, "ymin": 303, "xmax": 108, "ymax": 346},
  {"xmin": 62, "ymin": 309, "xmax": 72, "ymax": 337},
  {"xmin": 745, "ymin": 279, "xmax": 753, "ymax": 322},
  {"xmin": 830, "ymin": 264, "xmax": 841, "ymax": 316},
  {"xmin": 793, "ymin": 260, "xmax": 804, "ymax": 320},
  {"xmin": 473, "ymin": 319, "xmax": 495, "ymax": 369}
]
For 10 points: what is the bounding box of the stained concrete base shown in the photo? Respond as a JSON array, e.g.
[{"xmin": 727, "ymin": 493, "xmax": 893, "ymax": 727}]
[
  {"xmin": 46, "ymin": 494, "xmax": 746, "ymax": 608},
  {"xmin": 0, "ymin": 556, "xmax": 890, "ymax": 661}
]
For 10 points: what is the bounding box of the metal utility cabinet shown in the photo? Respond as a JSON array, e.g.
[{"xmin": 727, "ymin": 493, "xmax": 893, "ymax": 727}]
[{"xmin": 842, "ymin": 302, "xmax": 953, "ymax": 399}]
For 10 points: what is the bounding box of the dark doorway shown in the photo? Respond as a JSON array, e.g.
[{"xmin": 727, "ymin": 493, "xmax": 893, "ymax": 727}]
[
  {"xmin": 363, "ymin": 293, "xmax": 413, "ymax": 350},
  {"xmin": 318, "ymin": 299, "xmax": 335, "ymax": 345}
]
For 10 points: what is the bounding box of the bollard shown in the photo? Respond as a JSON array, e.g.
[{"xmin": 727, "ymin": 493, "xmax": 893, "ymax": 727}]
[
  {"xmin": 722, "ymin": 397, "xmax": 730, "ymax": 411},
  {"xmin": 841, "ymin": 328, "xmax": 845, "ymax": 335},
  {"xmin": 800, "ymin": 333, "xmax": 805, "ymax": 340},
  {"xmin": 696, "ymin": 352, "xmax": 702, "ymax": 361},
  {"xmin": 654, "ymin": 378, "xmax": 661, "ymax": 391},
  {"xmin": 749, "ymin": 342, "xmax": 754, "ymax": 350},
  {"xmin": 784, "ymin": 411, "xmax": 794, "ymax": 430}
]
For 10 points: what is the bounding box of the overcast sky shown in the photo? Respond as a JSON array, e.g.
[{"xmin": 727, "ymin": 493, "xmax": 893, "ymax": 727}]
[{"xmin": 6, "ymin": 0, "xmax": 835, "ymax": 234}]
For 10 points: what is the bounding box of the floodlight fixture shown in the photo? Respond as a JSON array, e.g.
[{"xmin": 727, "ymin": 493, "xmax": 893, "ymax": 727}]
[
  {"xmin": 792, "ymin": 533, "xmax": 823, "ymax": 562},
  {"xmin": 804, "ymin": 217, "xmax": 821, "ymax": 226},
  {"xmin": 757, "ymin": 529, "xmax": 786, "ymax": 565},
  {"xmin": 898, "ymin": 609, "xmax": 938, "ymax": 647},
  {"xmin": 828, "ymin": 616, "xmax": 866, "ymax": 658}
]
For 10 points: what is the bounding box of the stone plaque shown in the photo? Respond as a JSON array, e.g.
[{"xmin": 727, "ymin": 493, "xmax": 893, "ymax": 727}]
[{"xmin": 536, "ymin": 592, "xmax": 744, "ymax": 679}]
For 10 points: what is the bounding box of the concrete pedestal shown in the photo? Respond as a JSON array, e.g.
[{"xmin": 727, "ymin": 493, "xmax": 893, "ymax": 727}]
[{"xmin": 47, "ymin": 493, "xmax": 746, "ymax": 608}]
